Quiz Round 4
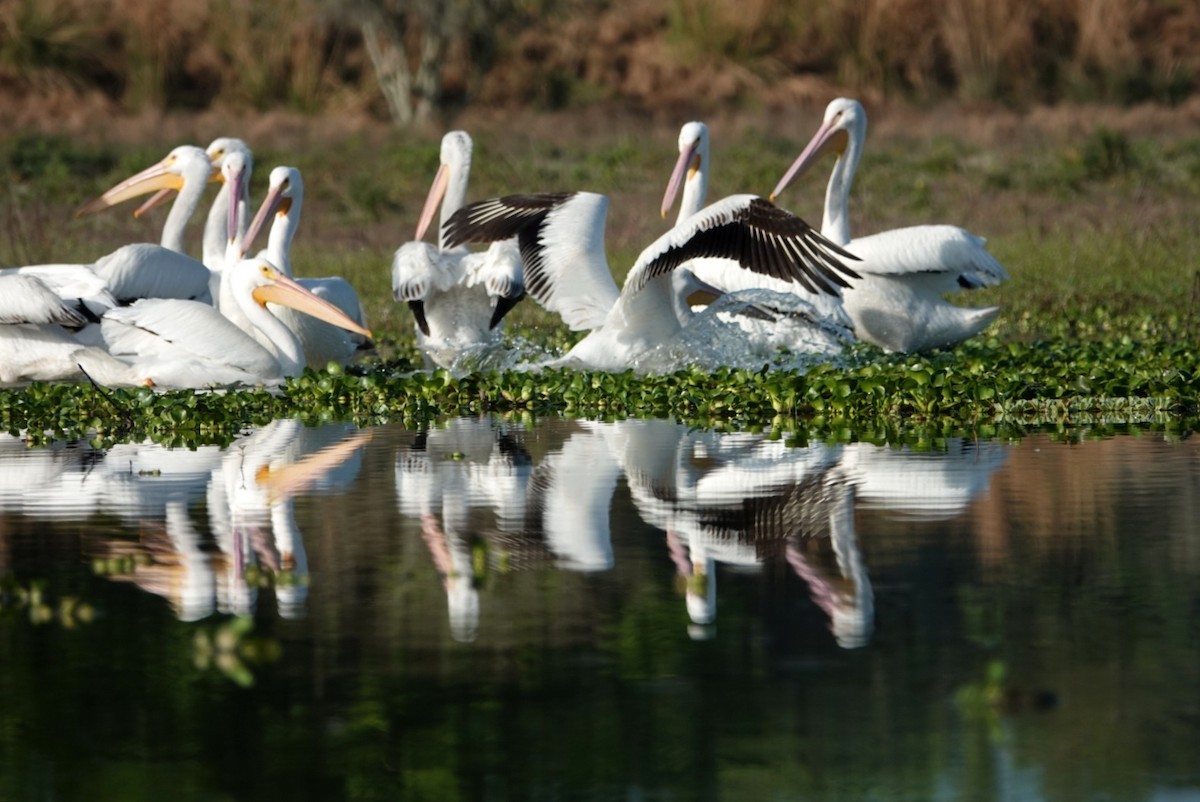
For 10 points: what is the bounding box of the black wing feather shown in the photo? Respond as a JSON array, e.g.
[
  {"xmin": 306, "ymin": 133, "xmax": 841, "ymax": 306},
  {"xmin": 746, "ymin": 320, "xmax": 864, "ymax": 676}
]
[{"xmin": 634, "ymin": 197, "xmax": 859, "ymax": 295}]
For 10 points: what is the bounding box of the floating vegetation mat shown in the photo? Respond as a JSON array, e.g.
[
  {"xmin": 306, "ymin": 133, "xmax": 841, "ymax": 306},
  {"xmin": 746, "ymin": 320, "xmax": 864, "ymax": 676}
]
[{"xmin": 2, "ymin": 333, "xmax": 1198, "ymax": 447}]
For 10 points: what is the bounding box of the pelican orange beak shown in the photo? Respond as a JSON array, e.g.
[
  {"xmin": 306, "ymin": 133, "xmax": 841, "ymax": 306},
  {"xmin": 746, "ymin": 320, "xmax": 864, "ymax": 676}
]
[
  {"xmin": 250, "ymin": 262, "xmax": 373, "ymax": 340},
  {"xmin": 76, "ymin": 154, "xmax": 190, "ymax": 217},
  {"xmin": 255, "ymin": 430, "xmax": 373, "ymax": 504},
  {"xmin": 661, "ymin": 137, "xmax": 701, "ymax": 219},
  {"xmin": 769, "ymin": 117, "xmax": 849, "ymax": 202},
  {"xmin": 241, "ymin": 180, "xmax": 291, "ymax": 258},
  {"xmin": 415, "ymin": 162, "xmax": 450, "ymax": 242}
]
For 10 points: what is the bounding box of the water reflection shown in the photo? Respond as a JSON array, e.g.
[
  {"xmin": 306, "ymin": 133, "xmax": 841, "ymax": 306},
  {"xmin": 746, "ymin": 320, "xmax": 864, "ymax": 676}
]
[
  {"xmin": 0, "ymin": 421, "xmax": 370, "ymax": 622},
  {"xmin": 0, "ymin": 418, "xmax": 1009, "ymax": 645},
  {"xmin": 385, "ymin": 418, "xmax": 1009, "ymax": 650},
  {"xmin": 5, "ymin": 418, "xmax": 1200, "ymax": 800}
]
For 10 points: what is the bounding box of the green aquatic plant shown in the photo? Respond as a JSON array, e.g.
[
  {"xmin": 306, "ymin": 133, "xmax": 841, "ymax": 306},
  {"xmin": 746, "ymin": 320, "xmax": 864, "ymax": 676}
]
[
  {"xmin": 2, "ymin": 319, "xmax": 1199, "ymax": 448},
  {"xmin": 0, "ymin": 577, "xmax": 95, "ymax": 628}
]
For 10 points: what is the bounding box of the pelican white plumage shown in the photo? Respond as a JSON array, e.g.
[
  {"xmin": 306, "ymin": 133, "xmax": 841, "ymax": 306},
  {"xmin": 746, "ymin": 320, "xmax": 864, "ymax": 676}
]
[
  {"xmin": 771, "ymin": 97, "xmax": 1009, "ymax": 353},
  {"xmin": 443, "ymin": 191, "xmax": 859, "ymax": 371},
  {"xmin": 96, "ymin": 257, "xmax": 371, "ymax": 389},
  {"xmin": 129, "ymin": 138, "xmax": 253, "ymax": 276},
  {"xmin": 71, "ymin": 145, "xmax": 218, "ymax": 304},
  {"xmin": 0, "ymin": 273, "xmax": 145, "ymax": 386},
  {"xmin": 240, "ymin": 164, "xmax": 370, "ymax": 367},
  {"xmin": 661, "ymin": 120, "xmax": 856, "ymax": 348},
  {"xmin": 391, "ymin": 131, "xmax": 524, "ymax": 367}
]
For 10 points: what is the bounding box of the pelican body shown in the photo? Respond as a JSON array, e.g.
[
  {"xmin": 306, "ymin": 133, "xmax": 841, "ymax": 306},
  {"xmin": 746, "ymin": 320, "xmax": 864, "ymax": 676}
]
[
  {"xmin": 443, "ymin": 191, "xmax": 859, "ymax": 371},
  {"xmin": 772, "ymin": 98, "xmax": 1009, "ymax": 353}
]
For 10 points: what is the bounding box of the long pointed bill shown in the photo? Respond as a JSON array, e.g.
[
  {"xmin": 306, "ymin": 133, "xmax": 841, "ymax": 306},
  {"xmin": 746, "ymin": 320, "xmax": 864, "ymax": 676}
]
[
  {"xmin": 415, "ymin": 163, "xmax": 449, "ymax": 241},
  {"xmin": 225, "ymin": 162, "xmax": 247, "ymax": 252},
  {"xmin": 769, "ymin": 119, "xmax": 849, "ymax": 202},
  {"xmin": 251, "ymin": 265, "xmax": 373, "ymax": 340},
  {"xmin": 241, "ymin": 183, "xmax": 287, "ymax": 259},
  {"xmin": 661, "ymin": 140, "xmax": 699, "ymax": 219},
  {"xmin": 76, "ymin": 156, "xmax": 188, "ymax": 217},
  {"xmin": 133, "ymin": 188, "xmax": 176, "ymax": 218}
]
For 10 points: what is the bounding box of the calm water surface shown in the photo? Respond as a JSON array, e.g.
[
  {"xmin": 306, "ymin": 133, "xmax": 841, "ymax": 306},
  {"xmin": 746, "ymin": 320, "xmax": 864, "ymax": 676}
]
[{"xmin": 1, "ymin": 417, "xmax": 1198, "ymax": 801}]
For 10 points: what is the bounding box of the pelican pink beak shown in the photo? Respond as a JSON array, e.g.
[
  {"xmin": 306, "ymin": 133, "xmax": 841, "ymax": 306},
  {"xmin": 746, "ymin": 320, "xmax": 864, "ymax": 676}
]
[
  {"xmin": 661, "ymin": 136, "xmax": 702, "ymax": 219},
  {"xmin": 415, "ymin": 163, "xmax": 450, "ymax": 242},
  {"xmin": 133, "ymin": 188, "xmax": 176, "ymax": 218},
  {"xmin": 241, "ymin": 179, "xmax": 291, "ymax": 258},
  {"xmin": 249, "ymin": 260, "xmax": 373, "ymax": 341},
  {"xmin": 770, "ymin": 116, "xmax": 850, "ymax": 202},
  {"xmin": 217, "ymin": 156, "xmax": 249, "ymax": 250}
]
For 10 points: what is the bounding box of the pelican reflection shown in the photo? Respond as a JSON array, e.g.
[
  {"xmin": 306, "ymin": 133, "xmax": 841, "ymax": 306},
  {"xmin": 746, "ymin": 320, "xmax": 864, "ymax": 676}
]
[{"xmin": 57, "ymin": 421, "xmax": 372, "ymax": 621}]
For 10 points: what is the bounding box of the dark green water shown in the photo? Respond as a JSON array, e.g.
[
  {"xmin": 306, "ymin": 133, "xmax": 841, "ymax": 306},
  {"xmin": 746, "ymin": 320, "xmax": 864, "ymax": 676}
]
[{"xmin": 1, "ymin": 418, "xmax": 1197, "ymax": 802}]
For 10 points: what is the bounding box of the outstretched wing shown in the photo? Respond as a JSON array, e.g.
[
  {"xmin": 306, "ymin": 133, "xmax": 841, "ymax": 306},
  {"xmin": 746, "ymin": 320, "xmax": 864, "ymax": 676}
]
[
  {"xmin": 630, "ymin": 195, "xmax": 861, "ymax": 297},
  {"xmin": 444, "ymin": 192, "xmax": 620, "ymax": 331}
]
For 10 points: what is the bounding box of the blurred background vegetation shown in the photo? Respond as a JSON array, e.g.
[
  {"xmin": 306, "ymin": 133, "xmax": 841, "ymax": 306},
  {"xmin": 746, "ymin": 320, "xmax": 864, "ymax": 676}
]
[{"xmin": 1, "ymin": 0, "xmax": 1197, "ymax": 126}]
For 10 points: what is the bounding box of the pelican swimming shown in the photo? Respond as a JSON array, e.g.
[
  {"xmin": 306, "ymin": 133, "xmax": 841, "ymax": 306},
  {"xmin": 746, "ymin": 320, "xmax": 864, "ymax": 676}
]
[
  {"xmin": 661, "ymin": 120, "xmax": 855, "ymax": 344},
  {"xmin": 96, "ymin": 256, "xmax": 372, "ymax": 389},
  {"xmin": 391, "ymin": 131, "xmax": 524, "ymax": 367},
  {"xmin": 442, "ymin": 191, "xmax": 859, "ymax": 371},
  {"xmin": 771, "ymin": 97, "xmax": 1009, "ymax": 353},
  {"xmin": 240, "ymin": 164, "xmax": 370, "ymax": 367}
]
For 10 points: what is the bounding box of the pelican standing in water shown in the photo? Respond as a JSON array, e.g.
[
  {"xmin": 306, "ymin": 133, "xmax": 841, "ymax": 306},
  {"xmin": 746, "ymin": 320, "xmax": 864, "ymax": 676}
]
[
  {"xmin": 391, "ymin": 131, "xmax": 524, "ymax": 367},
  {"xmin": 771, "ymin": 98, "xmax": 1009, "ymax": 353},
  {"xmin": 443, "ymin": 191, "xmax": 859, "ymax": 371}
]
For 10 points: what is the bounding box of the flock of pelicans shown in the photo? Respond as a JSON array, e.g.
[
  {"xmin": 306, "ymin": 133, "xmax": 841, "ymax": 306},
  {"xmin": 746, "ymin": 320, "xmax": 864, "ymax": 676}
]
[{"xmin": 0, "ymin": 98, "xmax": 1010, "ymax": 389}]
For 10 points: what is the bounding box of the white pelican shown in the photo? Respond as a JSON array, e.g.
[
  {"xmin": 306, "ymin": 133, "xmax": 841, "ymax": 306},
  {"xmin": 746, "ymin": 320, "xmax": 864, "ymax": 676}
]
[
  {"xmin": 391, "ymin": 131, "xmax": 524, "ymax": 367},
  {"xmin": 240, "ymin": 164, "xmax": 370, "ymax": 367},
  {"xmin": 771, "ymin": 98, "xmax": 1009, "ymax": 353},
  {"xmin": 96, "ymin": 257, "xmax": 372, "ymax": 389},
  {"xmin": 0, "ymin": 273, "xmax": 145, "ymax": 386},
  {"xmin": 442, "ymin": 191, "xmax": 859, "ymax": 371},
  {"xmin": 71, "ymin": 145, "xmax": 219, "ymax": 304},
  {"xmin": 129, "ymin": 137, "xmax": 254, "ymax": 299},
  {"xmin": 201, "ymin": 137, "xmax": 253, "ymax": 271},
  {"xmin": 661, "ymin": 120, "xmax": 856, "ymax": 347}
]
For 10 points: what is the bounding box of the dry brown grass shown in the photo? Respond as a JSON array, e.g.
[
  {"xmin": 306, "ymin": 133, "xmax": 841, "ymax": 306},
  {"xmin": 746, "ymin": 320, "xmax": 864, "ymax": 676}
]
[{"xmin": 1, "ymin": 0, "xmax": 1197, "ymax": 130}]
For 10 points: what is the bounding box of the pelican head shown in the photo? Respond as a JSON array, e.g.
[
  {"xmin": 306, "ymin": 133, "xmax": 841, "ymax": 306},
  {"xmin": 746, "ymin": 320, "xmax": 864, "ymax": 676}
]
[
  {"xmin": 76, "ymin": 145, "xmax": 212, "ymax": 217},
  {"xmin": 236, "ymin": 257, "xmax": 373, "ymax": 341},
  {"xmin": 661, "ymin": 121, "xmax": 709, "ymax": 219},
  {"xmin": 134, "ymin": 140, "xmax": 245, "ymax": 218},
  {"xmin": 415, "ymin": 130, "xmax": 473, "ymax": 242},
  {"xmin": 206, "ymin": 137, "xmax": 252, "ymax": 170},
  {"xmin": 241, "ymin": 166, "xmax": 301, "ymax": 258},
  {"xmin": 770, "ymin": 97, "xmax": 866, "ymax": 202}
]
